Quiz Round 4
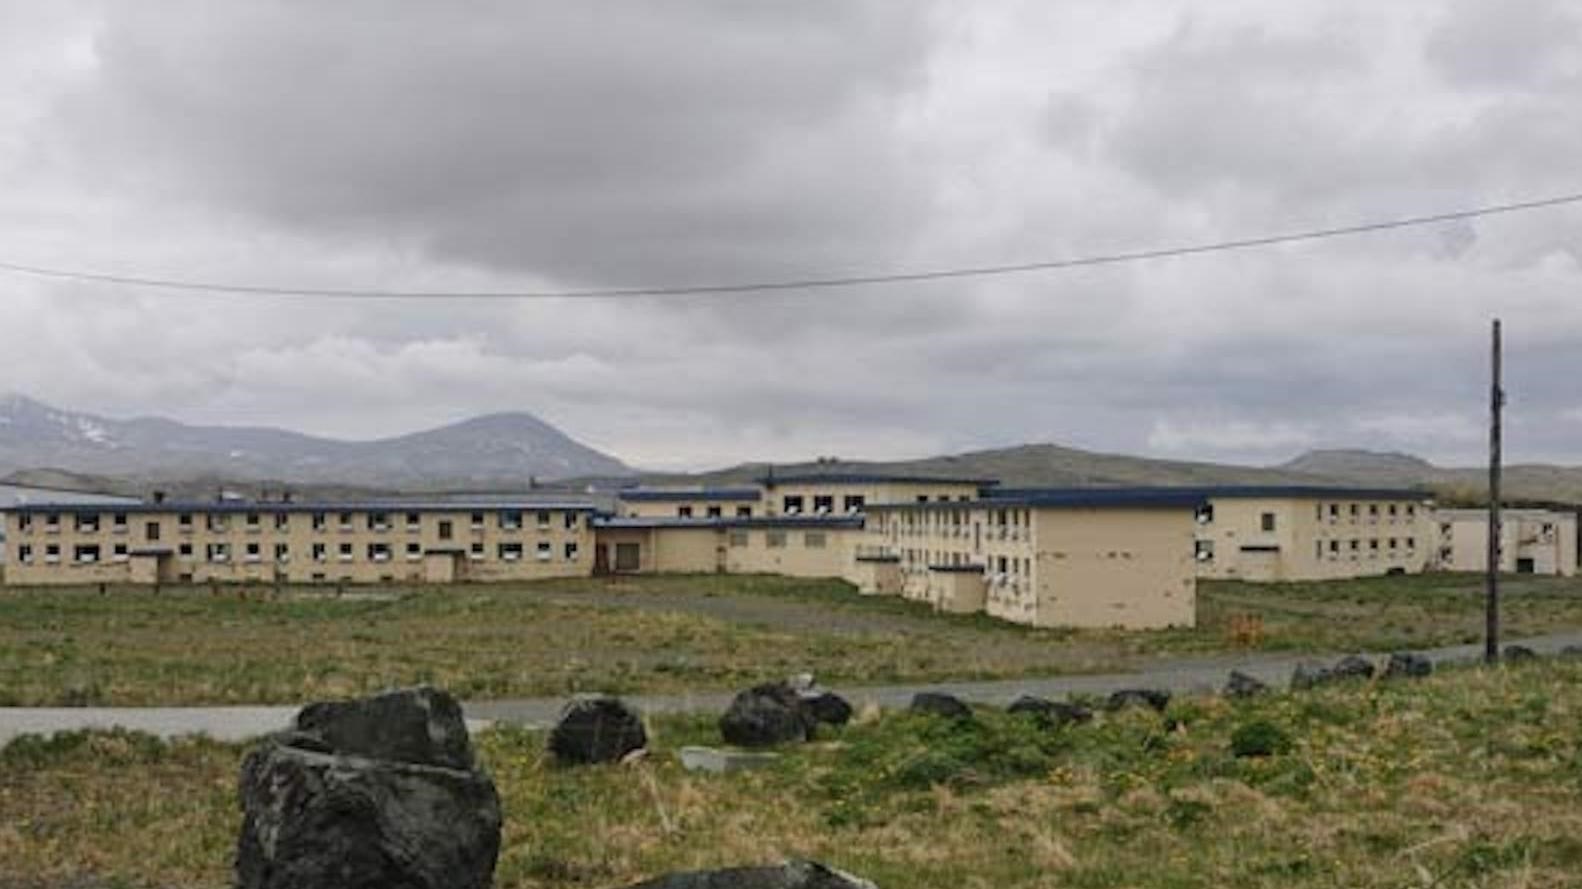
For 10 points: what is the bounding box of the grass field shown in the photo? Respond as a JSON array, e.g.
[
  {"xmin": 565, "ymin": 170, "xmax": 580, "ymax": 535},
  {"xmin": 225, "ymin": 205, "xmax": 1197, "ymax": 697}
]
[
  {"xmin": 5, "ymin": 659, "xmax": 1582, "ymax": 888},
  {"xmin": 3, "ymin": 573, "xmax": 1582, "ymax": 706}
]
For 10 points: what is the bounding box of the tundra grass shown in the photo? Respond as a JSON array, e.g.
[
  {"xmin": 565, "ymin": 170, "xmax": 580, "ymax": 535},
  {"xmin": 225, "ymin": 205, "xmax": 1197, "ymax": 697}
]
[
  {"xmin": 2, "ymin": 572, "xmax": 1582, "ymax": 706},
  {"xmin": 6, "ymin": 660, "xmax": 1582, "ymax": 887}
]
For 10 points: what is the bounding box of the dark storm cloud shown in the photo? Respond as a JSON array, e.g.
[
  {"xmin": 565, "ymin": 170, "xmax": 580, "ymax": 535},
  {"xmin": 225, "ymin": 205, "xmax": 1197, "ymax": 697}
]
[{"xmin": 54, "ymin": 1, "xmax": 934, "ymax": 286}]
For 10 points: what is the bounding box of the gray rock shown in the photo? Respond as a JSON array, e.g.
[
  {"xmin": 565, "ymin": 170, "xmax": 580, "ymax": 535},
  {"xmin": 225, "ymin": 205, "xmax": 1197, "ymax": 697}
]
[
  {"xmin": 1106, "ymin": 688, "xmax": 1171, "ymax": 712},
  {"xmin": 678, "ymin": 746, "xmax": 781, "ymax": 775},
  {"xmin": 909, "ymin": 691, "xmax": 973, "ymax": 721},
  {"xmin": 720, "ymin": 683, "xmax": 816, "ymax": 748},
  {"xmin": 803, "ymin": 691, "xmax": 854, "ymax": 727},
  {"xmin": 1224, "ymin": 671, "xmax": 1269, "ymax": 699},
  {"xmin": 1559, "ymin": 645, "xmax": 1582, "ymax": 660},
  {"xmin": 1290, "ymin": 661, "xmax": 1333, "ymax": 690},
  {"xmin": 1383, "ymin": 652, "xmax": 1433, "ymax": 679},
  {"xmin": 1504, "ymin": 645, "xmax": 1539, "ymax": 663},
  {"xmin": 621, "ymin": 860, "xmax": 876, "ymax": 889},
  {"xmin": 1332, "ymin": 655, "xmax": 1376, "ymax": 681},
  {"xmin": 236, "ymin": 686, "xmax": 501, "ymax": 889},
  {"xmin": 293, "ymin": 685, "xmax": 474, "ymax": 771},
  {"xmin": 548, "ymin": 697, "xmax": 648, "ymax": 765},
  {"xmin": 1007, "ymin": 695, "xmax": 1092, "ymax": 727}
]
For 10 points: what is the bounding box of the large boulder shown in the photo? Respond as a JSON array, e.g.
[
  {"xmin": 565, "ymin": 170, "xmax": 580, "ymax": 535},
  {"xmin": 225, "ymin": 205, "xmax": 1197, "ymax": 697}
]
[
  {"xmin": 548, "ymin": 697, "xmax": 648, "ymax": 765},
  {"xmin": 1224, "ymin": 671, "xmax": 1269, "ymax": 699},
  {"xmin": 236, "ymin": 686, "xmax": 501, "ymax": 889},
  {"xmin": 622, "ymin": 860, "xmax": 876, "ymax": 889},
  {"xmin": 1504, "ymin": 645, "xmax": 1539, "ymax": 663},
  {"xmin": 720, "ymin": 683, "xmax": 816, "ymax": 748},
  {"xmin": 1290, "ymin": 661, "xmax": 1333, "ymax": 690},
  {"xmin": 1106, "ymin": 688, "xmax": 1171, "ymax": 713},
  {"xmin": 1007, "ymin": 695, "xmax": 1092, "ymax": 728},
  {"xmin": 1383, "ymin": 652, "xmax": 1433, "ymax": 680},
  {"xmin": 909, "ymin": 691, "xmax": 973, "ymax": 721}
]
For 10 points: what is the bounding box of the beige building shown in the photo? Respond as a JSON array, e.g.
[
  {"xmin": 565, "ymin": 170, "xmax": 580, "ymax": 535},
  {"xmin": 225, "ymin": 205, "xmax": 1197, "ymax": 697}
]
[
  {"xmin": 757, "ymin": 473, "xmax": 988, "ymax": 517},
  {"xmin": 590, "ymin": 516, "xmax": 860, "ymax": 578},
  {"xmin": 861, "ymin": 489, "xmax": 1202, "ymax": 629},
  {"xmin": 1433, "ymin": 508, "xmax": 1578, "ymax": 576},
  {"xmin": 1, "ymin": 498, "xmax": 597, "ymax": 586},
  {"xmin": 1186, "ymin": 487, "xmax": 1435, "ymax": 582},
  {"xmin": 614, "ymin": 487, "xmax": 763, "ymax": 519}
]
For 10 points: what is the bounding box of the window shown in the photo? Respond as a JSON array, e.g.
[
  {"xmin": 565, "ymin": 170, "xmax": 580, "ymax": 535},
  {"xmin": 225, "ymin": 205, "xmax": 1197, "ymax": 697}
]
[
  {"xmin": 729, "ymin": 530, "xmax": 749, "ymax": 548},
  {"xmin": 736, "ymin": 506, "xmax": 753, "ymax": 518},
  {"xmin": 1196, "ymin": 540, "xmax": 1215, "ymax": 562},
  {"xmin": 338, "ymin": 512, "xmax": 354, "ymax": 530},
  {"xmin": 844, "ymin": 495, "xmax": 866, "ymax": 513},
  {"xmin": 406, "ymin": 512, "xmax": 421, "ymax": 530},
  {"xmin": 246, "ymin": 512, "xmax": 261, "ymax": 530},
  {"xmin": 312, "ymin": 543, "xmax": 326, "ymax": 562},
  {"xmin": 1328, "ymin": 504, "xmax": 1339, "ymax": 520},
  {"xmin": 470, "ymin": 541, "xmax": 485, "ymax": 561},
  {"xmin": 500, "ymin": 511, "xmax": 523, "ymax": 530},
  {"xmin": 499, "ymin": 542, "xmax": 523, "ymax": 561},
  {"xmin": 916, "ymin": 495, "xmax": 929, "ymax": 503},
  {"xmin": 438, "ymin": 520, "xmax": 453, "ymax": 541},
  {"xmin": 1388, "ymin": 504, "xmax": 1398, "ymax": 517},
  {"xmin": 1368, "ymin": 504, "xmax": 1379, "ymax": 519},
  {"xmin": 1196, "ymin": 504, "xmax": 1215, "ymax": 525},
  {"xmin": 312, "ymin": 512, "xmax": 327, "ymax": 531},
  {"xmin": 17, "ymin": 514, "xmax": 32, "ymax": 532},
  {"xmin": 1260, "ymin": 512, "xmax": 1276, "ymax": 532},
  {"xmin": 207, "ymin": 543, "xmax": 230, "ymax": 563},
  {"xmin": 1349, "ymin": 504, "xmax": 1359, "ymax": 519},
  {"xmin": 1406, "ymin": 537, "xmax": 1416, "ymax": 550},
  {"xmin": 782, "ymin": 495, "xmax": 804, "ymax": 515},
  {"xmin": 406, "ymin": 542, "xmax": 421, "ymax": 561},
  {"xmin": 536, "ymin": 541, "xmax": 552, "ymax": 561},
  {"xmin": 1328, "ymin": 540, "xmax": 1340, "ymax": 555},
  {"xmin": 706, "ymin": 506, "xmax": 722, "ymax": 518},
  {"xmin": 805, "ymin": 532, "xmax": 827, "ymax": 548},
  {"xmin": 766, "ymin": 531, "xmax": 788, "ymax": 548},
  {"xmin": 470, "ymin": 512, "xmax": 485, "ymax": 530},
  {"xmin": 112, "ymin": 512, "xmax": 128, "ymax": 531},
  {"xmin": 45, "ymin": 544, "xmax": 60, "ymax": 563},
  {"xmin": 275, "ymin": 543, "xmax": 290, "ymax": 563},
  {"xmin": 274, "ymin": 513, "xmax": 289, "ymax": 531},
  {"xmin": 17, "ymin": 544, "xmax": 32, "ymax": 563},
  {"xmin": 179, "ymin": 513, "xmax": 194, "ymax": 530},
  {"xmin": 563, "ymin": 512, "xmax": 579, "ymax": 530},
  {"xmin": 678, "ymin": 506, "xmax": 694, "ymax": 518},
  {"xmin": 536, "ymin": 511, "xmax": 551, "ymax": 530},
  {"xmin": 75, "ymin": 544, "xmax": 101, "ymax": 563},
  {"xmin": 1369, "ymin": 539, "xmax": 1380, "ymax": 551},
  {"xmin": 245, "ymin": 542, "xmax": 262, "ymax": 562},
  {"xmin": 75, "ymin": 514, "xmax": 99, "ymax": 533},
  {"xmin": 207, "ymin": 514, "xmax": 229, "ymax": 532},
  {"xmin": 367, "ymin": 512, "xmax": 390, "ymax": 531},
  {"xmin": 110, "ymin": 543, "xmax": 127, "ymax": 562},
  {"xmin": 44, "ymin": 512, "xmax": 60, "ymax": 531},
  {"xmin": 145, "ymin": 521, "xmax": 161, "ymax": 542},
  {"xmin": 1389, "ymin": 538, "xmax": 1398, "ymax": 550},
  {"xmin": 564, "ymin": 541, "xmax": 579, "ymax": 561},
  {"xmin": 368, "ymin": 543, "xmax": 391, "ymax": 562},
  {"xmin": 339, "ymin": 542, "xmax": 354, "ymax": 561},
  {"xmin": 179, "ymin": 543, "xmax": 194, "ymax": 559},
  {"xmin": 813, "ymin": 495, "xmax": 834, "ymax": 514},
  {"xmin": 1406, "ymin": 505, "xmax": 1416, "ymax": 517}
]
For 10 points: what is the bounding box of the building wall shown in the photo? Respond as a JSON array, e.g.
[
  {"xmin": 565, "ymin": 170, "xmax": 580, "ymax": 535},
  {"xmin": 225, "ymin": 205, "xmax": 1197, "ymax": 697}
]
[
  {"xmin": 1434, "ymin": 509, "xmax": 1578, "ymax": 576},
  {"xmin": 724, "ymin": 525, "xmax": 857, "ymax": 578},
  {"xmin": 617, "ymin": 496, "xmax": 761, "ymax": 520},
  {"xmin": 2, "ymin": 506, "xmax": 595, "ymax": 586},
  {"xmin": 1035, "ymin": 508, "xmax": 1195, "ymax": 629},
  {"xmin": 1194, "ymin": 495, "xmax": 1431, "ymax": 581},
  {"xmin": 760, "ymin": 481, "xmax": 981, "ymax": 517}
]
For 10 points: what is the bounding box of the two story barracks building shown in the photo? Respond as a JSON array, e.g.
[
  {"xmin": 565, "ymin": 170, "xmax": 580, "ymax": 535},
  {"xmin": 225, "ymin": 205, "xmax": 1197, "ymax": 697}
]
[{"xmin": 0, "ymin": 497, "xmax": 597, "ymax": 586}]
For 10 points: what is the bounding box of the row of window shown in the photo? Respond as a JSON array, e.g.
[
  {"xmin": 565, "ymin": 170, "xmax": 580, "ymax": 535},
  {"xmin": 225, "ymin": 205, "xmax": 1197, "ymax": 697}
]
[
  {"xmin": 881, "ymin": 508, "xmax": 1032, "ymax": 532},
  {"xmin": 726, "ymin": 530, "xmax": 827, "ymax": 549},
  {"xmin": 1316, "ymin": 503, "xmax": 1418, "ymax": 522},
  {"xmin": 780, "ymin": 495, "xmax": 865, "ymax": 516},
  {"xmin": 13, "ymin": 540, "xmax": 581, "ymax": 566},
  {"xmin": 674, "ymin": 505, "xmax": 754, "ymax": 519},
  {"xmin": 13, "ymin": 510, "xmax": 586, "ymax": 537},
  {"xmin": 1315, "ymin": 537, "xmax": 1417, "ymax": 559}
]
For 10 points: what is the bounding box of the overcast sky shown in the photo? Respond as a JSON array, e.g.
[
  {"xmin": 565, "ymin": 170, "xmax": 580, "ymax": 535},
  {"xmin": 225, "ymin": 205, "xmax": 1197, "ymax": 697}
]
[{"xmin": 2, "ymin": 1, "xmax": 1580, "ymax": 471}]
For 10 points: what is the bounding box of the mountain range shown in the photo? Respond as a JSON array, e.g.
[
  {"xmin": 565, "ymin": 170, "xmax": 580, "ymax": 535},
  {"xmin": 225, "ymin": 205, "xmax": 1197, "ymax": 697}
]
[
  {"xmin": 2, "ymin": 394, "xmax": 1578, "ymax": 504},
  {"xmin": 0, "ymin": 394, "xmax": 631, "ymax": 490}
]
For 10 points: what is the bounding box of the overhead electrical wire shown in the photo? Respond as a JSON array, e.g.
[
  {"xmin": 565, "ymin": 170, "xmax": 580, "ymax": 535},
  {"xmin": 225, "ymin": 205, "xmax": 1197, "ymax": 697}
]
[{"xmin": 0, "ymin": 191, "xmax": 1579, "ymax": 301}]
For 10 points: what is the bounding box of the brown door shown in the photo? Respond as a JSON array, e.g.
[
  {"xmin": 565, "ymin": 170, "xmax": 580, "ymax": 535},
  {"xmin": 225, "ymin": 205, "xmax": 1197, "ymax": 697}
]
[{"xmin": 594, "ymin": 544, "xmax": 611, "ymax": 575}]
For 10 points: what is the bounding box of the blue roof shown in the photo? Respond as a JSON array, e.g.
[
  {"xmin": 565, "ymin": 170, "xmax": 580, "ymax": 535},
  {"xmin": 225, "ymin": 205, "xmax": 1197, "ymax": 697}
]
[
  {"xmin": 592, "ymin": 515, "xmax": 863, "ymax": 531},
  {"xmin": 759, "ymin": 472, "xmax": 995, "ymax": 487},
  {"xmin": 871, "ymin": 487, "xmax": 1209, "ymax": 511},
  {"xmin": 3, "ymin": 498, "xmax": 599, "ymax": 515},
  {"xmin": 987, "ymin": 485, "xmax": 1431, "ymax": 502},
  {"xmin": 615, "ymin": 487, "xmax": 762, "ymax": 503}
]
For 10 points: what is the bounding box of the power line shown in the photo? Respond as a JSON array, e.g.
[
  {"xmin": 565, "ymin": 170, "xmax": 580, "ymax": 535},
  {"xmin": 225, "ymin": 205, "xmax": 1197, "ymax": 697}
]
[{"xmin": 1, "ymin": 191, "xmax": 1579, "ymax": 301}]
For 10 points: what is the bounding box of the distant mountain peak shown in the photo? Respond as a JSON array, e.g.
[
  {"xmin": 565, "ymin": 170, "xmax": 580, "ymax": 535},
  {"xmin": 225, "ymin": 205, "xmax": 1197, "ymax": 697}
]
[
  {"xmin": 1280, "ymin": 449, "xmax": 1438, "ymax": 474},
  {"xmin": 0, "ymin": 394, "xmax": 632, "ymax": 488}
]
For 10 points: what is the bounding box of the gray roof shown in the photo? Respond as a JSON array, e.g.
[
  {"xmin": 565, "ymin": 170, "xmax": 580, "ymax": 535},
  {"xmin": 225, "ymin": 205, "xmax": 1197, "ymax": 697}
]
[{"xmin": 3, "ymin": 498, "xmax": 599, "ymax": 515}]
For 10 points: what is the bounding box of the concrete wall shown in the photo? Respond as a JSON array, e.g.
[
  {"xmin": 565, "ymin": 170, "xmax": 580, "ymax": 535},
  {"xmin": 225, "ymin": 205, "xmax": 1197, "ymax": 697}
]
[
  {"xmin": 760, "ymin": 481, "xmax": 981, "ymax": 517},
  {"xmin": 2, "ymin": 506, "xmax": 595, "ymax": 586},
  {"xmin": 723, "ymin": 525, "xmax": 856, "ymax": 578},
  {"xmin": 1433, "ymin": 509, "xmax": 1578, "ymax": 576},
  {"xmin": 617, "ymin": 496, "xmax": 761, "ymax": 519},
  {"xmin": 1194, "ymin": 495, "xmax": 1432, "ymax": 582},
  {"xmin": 1035, "ymin": 507, "xmax": 1195, "ymax": 629}
]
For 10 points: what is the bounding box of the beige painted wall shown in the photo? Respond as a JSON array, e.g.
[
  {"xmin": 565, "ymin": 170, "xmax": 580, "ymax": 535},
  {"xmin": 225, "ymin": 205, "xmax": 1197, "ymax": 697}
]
[
  {"xmin": 1194, "ymin": 495, "xmax": 1431, "ymax": 582},
  {"xmin": 1035, "ymin": 507, "xmax": 1195, "ymax": 629},
  {"xmin": 2, "ymin": 507, "xmax": 594, "ymax": 586},
  {"xmin": 760, "ymin": 481, "xmax": 981, "ymax": 517},
  {"xmin": 1433, "ymin": 509, "xmax": 1578, "ymax": 576},
  {"xmin": 617, "ymin": 497, "xmax": 761, "ymax": 519}
]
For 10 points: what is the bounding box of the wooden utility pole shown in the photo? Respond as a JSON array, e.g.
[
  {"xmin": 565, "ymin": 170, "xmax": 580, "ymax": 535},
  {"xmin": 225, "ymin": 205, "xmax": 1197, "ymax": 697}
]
[{"xmin": 1486, "ymin": 318, "xmax": 1503, "ymax": 663}]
